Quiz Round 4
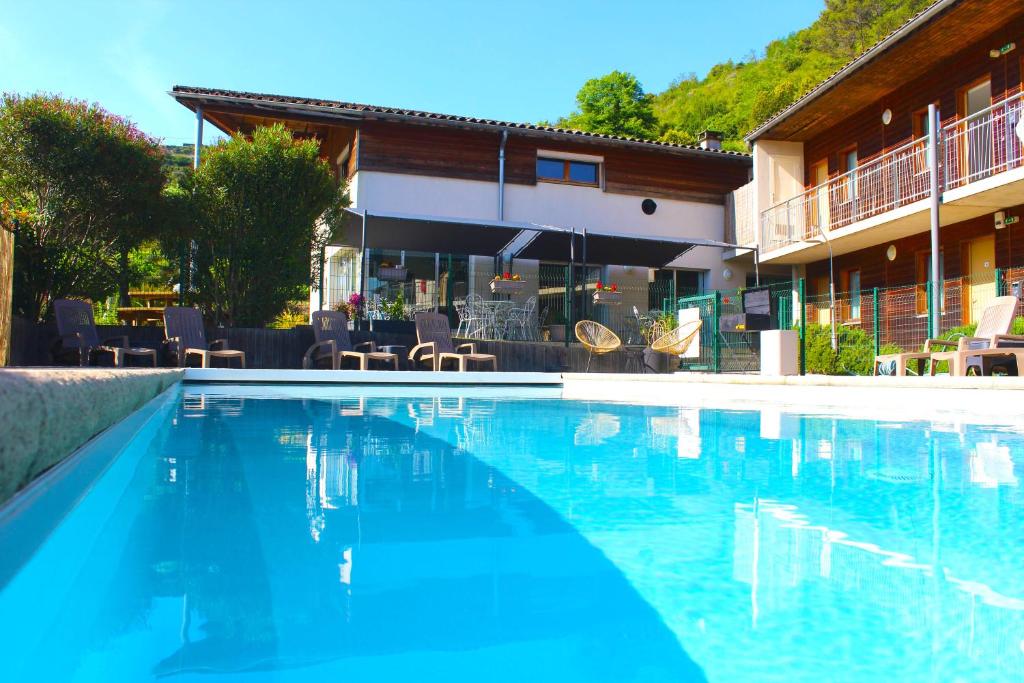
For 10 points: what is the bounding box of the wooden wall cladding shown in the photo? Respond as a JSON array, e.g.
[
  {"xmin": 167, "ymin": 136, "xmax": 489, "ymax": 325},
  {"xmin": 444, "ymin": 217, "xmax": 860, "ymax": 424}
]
[
  {"xmin": 356, "ymin": 119, "xmax": 751, "ymax": 200},
  {"xmin": 802, "ymin": 14, "xmax": 1024, "ymax": 185},
  {"xmin": 805, "ymin": 202, "xmax": 1024, "ymax": 290}
]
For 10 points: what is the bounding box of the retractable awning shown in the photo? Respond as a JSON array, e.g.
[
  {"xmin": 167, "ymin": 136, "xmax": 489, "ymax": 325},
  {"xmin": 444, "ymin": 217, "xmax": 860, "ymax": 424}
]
[
  {"xmin": 333, "ymin": 208, "xmax": 567, "ymax": 257},
  {"xmin": 332, "ymin": 207, "xmax": 754, "ymax": 269}
]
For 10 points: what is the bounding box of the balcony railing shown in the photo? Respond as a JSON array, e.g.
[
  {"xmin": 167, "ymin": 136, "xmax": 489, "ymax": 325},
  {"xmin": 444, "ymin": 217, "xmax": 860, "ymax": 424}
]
[
  {"xmin": 760, "ymin": 137, "xmax": 931, "ymax": 253},
  {"xmin": 942, "ymin": 91, "xmax": 1024, "ymax": 191},
  {"xmin": 757, "ymin": 90, "xmax": 1024, "ymax": 255}
]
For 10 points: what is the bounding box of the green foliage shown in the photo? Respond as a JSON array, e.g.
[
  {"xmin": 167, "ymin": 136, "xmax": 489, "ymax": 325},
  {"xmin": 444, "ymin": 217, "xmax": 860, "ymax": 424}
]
[
  {"xmin": 555, "ymin": 1, "xmax": 933, "ymax": 148},
  {"xmin": 803, "ymin": 323, "xmax": 883, "ymax": 375},
  {"xmin": 0, "ymin": 93, "xmax": 166, "ymax": 321},
  {"xmin": 558, "ymin": 71, "xmax": 658, "ymax": 140},
  {"xmin": 940, "ymin": 317, "xmax": 1024, "ymax": 340},
  {"xmin": 184, "ymin": 124, "xmax": 348, "ymax": 327},
  {"xmin": 380, "ymin": 291, "xmax": 406, "ymax": 321}
]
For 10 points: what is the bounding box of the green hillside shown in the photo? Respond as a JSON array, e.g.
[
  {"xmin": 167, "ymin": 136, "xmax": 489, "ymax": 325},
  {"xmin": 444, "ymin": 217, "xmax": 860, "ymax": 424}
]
[{"xmin": 558, "ymin": 0, "xmax": 934, "ymax": 152}]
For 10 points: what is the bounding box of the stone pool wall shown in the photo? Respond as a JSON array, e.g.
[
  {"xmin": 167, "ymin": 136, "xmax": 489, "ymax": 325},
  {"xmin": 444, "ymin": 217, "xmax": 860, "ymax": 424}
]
[{"xmin": 0, "ymin": 368, "xmax": 183, "ymax": 505}]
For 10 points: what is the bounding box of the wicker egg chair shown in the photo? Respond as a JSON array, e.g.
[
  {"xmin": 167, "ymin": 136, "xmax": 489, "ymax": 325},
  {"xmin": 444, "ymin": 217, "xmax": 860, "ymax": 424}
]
[
  {"xmin": 575, "ymin": 320, "xmax": 622, "ymax": 372},
  {"xmin": 651, "ymin": 320, "xmax": 703, "ymax": 356}
]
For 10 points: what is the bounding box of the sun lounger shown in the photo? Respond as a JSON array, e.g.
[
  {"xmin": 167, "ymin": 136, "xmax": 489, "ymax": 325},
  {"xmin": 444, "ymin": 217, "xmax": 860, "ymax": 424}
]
[
  {"xmin": 410, "ymin": 312, "xmax": 497, "ymax": 371},
  {"xmin": 163, "ymin": 307, "xmax": 245, "ymax": 368},
  {"xmin": 53, "ymin": 298, "xmax": 157, "ymax": 367},
  {"xmin": 304, "ymin": 310, "xmax": 398, "ymax": 370}
]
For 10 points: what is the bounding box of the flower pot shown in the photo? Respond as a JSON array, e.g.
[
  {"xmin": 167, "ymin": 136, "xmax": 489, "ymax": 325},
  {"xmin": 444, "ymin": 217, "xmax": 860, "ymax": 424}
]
[
  {"xmin": 369, "ymin": 319, "xmax": 416, "ymax": 336},
  {"xmin": 378, "ymin": 266, "xmax": 408, "ymax": 282},
  {"xmin": 489, "ymin": 279, "xmax": 525, "ymax": 294},
  {"xmin": 592, "ymin": 290, "xmax": 622, "ymax": 305}
]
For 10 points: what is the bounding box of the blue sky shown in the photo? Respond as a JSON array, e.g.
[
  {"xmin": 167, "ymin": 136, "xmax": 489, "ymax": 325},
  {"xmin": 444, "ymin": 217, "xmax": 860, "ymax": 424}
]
[{"xmin": 1, "ymin": 0, "xmax": 823, "ymax": 145}]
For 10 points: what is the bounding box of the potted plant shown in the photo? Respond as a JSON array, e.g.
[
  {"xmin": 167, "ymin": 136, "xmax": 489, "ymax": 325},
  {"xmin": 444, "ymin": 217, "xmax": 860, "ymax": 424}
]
[
  {"xmin": 592, "ymin": 280, "xmax": 622, "ymax": 304},
  {"xmin": 368, "ymin": 291, "xmax": 416, "ymax": 335},
  {"xmin": 489, "ymin": 272, "xmax": 525, "ymax": 293}
]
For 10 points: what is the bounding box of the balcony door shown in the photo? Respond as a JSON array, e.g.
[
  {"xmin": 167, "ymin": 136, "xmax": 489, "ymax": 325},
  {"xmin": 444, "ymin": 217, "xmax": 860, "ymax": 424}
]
[
  {"xmin": 960, "ymin": 79, "xmax": 993, "ymax": 182},
  {"xmin": 806, "ymin": 160, "xmax": 830, "ymax": 239},
  {"xmin": 963, "ymin": 234, "xmax": 995, "ymax": 325}
]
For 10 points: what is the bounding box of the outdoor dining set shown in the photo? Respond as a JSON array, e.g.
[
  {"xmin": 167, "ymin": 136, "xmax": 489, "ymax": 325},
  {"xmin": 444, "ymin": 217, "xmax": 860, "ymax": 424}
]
[{"xmin": 453, "ymin": 295, "xmax": 540, "ymax": 341}]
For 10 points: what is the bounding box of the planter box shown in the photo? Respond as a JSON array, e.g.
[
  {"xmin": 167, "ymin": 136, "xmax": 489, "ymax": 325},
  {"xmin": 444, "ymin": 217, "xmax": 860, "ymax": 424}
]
[
  {"xmin": 369, "ymin": 319, "xmax": 416, "ymax": 336},
  {"xmin": 592, "ymin": 290, "xmax": 622, "ymax": 305},
  {"xmin": 378, "ymin": 266, "xmax": 408, "ymax": 282},
  {"xmin": 489, "ymin": 279, "xmax": 525, "ymax": 294}
]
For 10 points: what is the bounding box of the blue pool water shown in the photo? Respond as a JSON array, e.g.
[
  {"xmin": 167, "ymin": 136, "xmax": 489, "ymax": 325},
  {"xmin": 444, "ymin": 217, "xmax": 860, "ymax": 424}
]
[{"xmin": 2, "ymin": 384, "xmax": 1024, "ymax": 681}]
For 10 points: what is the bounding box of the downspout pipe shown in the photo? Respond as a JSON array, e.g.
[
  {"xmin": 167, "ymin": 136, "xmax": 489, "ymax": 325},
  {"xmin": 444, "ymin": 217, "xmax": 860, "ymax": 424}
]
[{"xmin": 498, "ymin": 129, "xmax": 508, "ymax": 221}]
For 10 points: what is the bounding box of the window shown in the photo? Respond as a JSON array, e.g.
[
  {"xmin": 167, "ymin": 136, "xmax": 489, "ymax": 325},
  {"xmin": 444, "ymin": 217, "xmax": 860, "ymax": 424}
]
[
  {"xmin": 915, "ymin": 250, "xmax": 945, "ymax": 315},
  {"xmin": 536, "ymin": 157, "xmax": 600, "ymax": 186},
  {"xmin": 844, "ymin": 269, "xmax": 862, "ymax": 320}
]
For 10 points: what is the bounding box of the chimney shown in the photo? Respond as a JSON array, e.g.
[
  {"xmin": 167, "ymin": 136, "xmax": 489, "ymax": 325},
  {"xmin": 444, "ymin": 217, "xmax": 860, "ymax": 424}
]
[{"xmin": 698, "ymin": 130, "xmax": 723, "ymax": 151}]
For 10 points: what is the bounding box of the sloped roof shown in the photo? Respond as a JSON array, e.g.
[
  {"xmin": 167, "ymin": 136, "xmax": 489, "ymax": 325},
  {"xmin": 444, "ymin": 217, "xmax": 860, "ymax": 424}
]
[
  {"xmin": 746, "ymin": 0, "xmax": 960, "ymax": 141},
  {"xmin": 170, "ymin": 85, "xmax": 750, "ymax": 160}
]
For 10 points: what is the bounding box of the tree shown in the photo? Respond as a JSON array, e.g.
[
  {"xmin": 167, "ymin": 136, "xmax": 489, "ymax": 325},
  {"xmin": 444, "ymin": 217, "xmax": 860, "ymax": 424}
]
[
  {"xmin": 184, "ymin": 124, "xmax": 347, "ymax": 327},
  {"xmin": 559, "ymin": 71, "xmax": 658, "ymax": 140},
  {"xmin": 0, "ymin": 93, "xmax": 166, "ymax": 321}
]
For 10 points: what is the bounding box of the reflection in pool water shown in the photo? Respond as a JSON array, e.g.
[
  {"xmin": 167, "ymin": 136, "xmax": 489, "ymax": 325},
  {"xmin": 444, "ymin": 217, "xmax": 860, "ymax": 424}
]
[{"xmin": 1, "ymin": 389, "xmax": 1023, "ymax": 681}]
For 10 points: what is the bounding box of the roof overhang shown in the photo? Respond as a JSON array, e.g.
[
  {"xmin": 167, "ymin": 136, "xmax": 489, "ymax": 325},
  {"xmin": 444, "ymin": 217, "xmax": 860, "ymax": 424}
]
[
  {"xmin": 746, "ymin": 0, "xmax": 1019, "ymax": 142},
  {"xmin": 170, "ymin": 87, "xmax": 751, "ymax": 163},
  {"xmin": 332, "ymin": 208, "xmax": 751, "ymax": 269}
]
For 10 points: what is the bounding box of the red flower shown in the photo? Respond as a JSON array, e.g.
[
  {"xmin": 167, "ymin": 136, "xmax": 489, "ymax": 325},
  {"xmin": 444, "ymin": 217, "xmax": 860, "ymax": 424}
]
[
  {"xmin": 610, "ymin": 283, "xmax": 618, "ymax": 292},
  {"xmin": 504, "ymin": 272, "xmax": 511, "ymax": 280},
  {"xmin": 596, "ymin": 280, "xmax": 604, "ymax": 291}
]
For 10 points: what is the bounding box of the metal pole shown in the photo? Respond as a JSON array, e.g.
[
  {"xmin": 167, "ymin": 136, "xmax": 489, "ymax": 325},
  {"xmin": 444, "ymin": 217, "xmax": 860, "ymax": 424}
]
[
  {"xmin": 566, "ymin": 229, "xmax": 575, "ymax": 348},
  {"xmin": 434, "ymin": 252, "xmax": 440, "ymax": 312},
  {"xmin": 359, "ymin": 212, "xmax": 367, "ymax": 306},
  {"xmin": 872, "ymin": 287, "xmax": 880, "ymax": 358},
  {"xmin": 798, "ymin": 278, "xmax": 807, "ymax": 376},
  {"xmin": 318, "ymin": 246, "xmax": 325, "ymax": 311},
  {"xmin": 497, "ymin": 130, "xmax": 507, "ymax": 221},
  {"xmin": 752, "ymin": 247, "xmax": 760, "ymax": 287},
  {"xmin": 928, "ymin": 103, "xmax": 942, "ymax": 338},
  {"xmin": 581, "ymin": 228, "xmax": 587, "ymax": 321},
  {"xmin": 193, "ymin": 106, "xmax": 203, "ymax": 169},
  {"xmin": 814, "ymin": 223, "xmax": 838, "ymax": 351}
]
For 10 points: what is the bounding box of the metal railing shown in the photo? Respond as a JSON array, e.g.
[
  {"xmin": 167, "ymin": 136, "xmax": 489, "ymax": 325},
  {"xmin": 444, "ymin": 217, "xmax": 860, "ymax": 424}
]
[
  {"xmin": 754, "ymin": 91, "xmax": 1024, "ymax": 256},
  {"xmin": 760, "ymin": 136, "xmax": 931, "ymax": 253},
  {"xmin": 942, "ymin": 90, "xmax": 1024, "ymax": 191}
]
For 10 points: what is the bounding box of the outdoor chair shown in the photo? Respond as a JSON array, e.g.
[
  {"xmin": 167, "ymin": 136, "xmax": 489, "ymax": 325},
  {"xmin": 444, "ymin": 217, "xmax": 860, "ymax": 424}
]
[
  {"xmin": 163, "ymin": 307, "xmax": 246, "ymax": 368},
  {"xmin": 410, "ymin": 312, "xmax": 497, "ymax": 371},
  {"xmin": 651, "ymin": 320, "xmax": 703, "ymax": 356},
  {"xmin": 303, "ymin": 310, "xmax": 399, "ymax": 370},
  {"xmin": 872, "ymin": 295, "xmax": 1019, "ymax": 376},
  {"xmin": 52, "ymin": 298, "xmax": 157, "ymax": 367},
  {"xmin": 928, "ymin": 295, "xmax": 1024, "ymax": 376},
  {"xmin": 575, "ymin": 320, "xmax": 622, "ymax": 372}
]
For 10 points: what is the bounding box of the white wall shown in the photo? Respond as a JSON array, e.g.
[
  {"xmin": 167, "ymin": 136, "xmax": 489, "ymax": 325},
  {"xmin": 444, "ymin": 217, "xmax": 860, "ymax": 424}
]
[
  {"xmin": 752, "ymin": 139, "xmax": 805, "ymax": 227},
  {"xmin": 351, "ymin": 170, "xmax": 749, "ymax": 290}
]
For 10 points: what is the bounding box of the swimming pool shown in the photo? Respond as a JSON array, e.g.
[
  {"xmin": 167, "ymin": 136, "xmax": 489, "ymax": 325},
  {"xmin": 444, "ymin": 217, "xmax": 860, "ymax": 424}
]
[{"xmin": 2, "ymin": 383, "xmax": 1023, "ymax": 681}]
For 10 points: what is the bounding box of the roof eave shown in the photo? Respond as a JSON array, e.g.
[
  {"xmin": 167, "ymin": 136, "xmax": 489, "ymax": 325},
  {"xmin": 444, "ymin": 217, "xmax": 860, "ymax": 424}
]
[
  {"xmin": 745, "ymin": 0, "xmax": 958, "ymax": 143},
  {"xmin": 170, "ymin": 89, "xmax": 751, "ymax": 162}
]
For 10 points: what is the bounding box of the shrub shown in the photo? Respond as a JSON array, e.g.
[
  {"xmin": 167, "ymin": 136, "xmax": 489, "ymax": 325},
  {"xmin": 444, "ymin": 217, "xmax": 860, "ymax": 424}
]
[
  {"xmin": 803, "ymin": 323, "xmax": 891, "ymax": 376},
  {"xmin": 0, "ymin": 93, "xmax": 166, "ymax": 321},
  {"xmin": 184, "ymin": 124, "xmax": 347, "ymax": 327}
]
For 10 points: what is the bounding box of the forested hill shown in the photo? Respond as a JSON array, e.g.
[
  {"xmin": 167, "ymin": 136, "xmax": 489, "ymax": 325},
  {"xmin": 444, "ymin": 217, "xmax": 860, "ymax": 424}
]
[{"xmin": 557, "ymin": 0, "xmax": 934, "ymax": 152}]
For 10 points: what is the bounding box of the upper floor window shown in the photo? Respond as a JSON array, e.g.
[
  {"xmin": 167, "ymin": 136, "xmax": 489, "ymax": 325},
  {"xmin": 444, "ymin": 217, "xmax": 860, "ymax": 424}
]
[{"xmin": 537, "ymin": 157, "xmax": 600, "ymax": 187}]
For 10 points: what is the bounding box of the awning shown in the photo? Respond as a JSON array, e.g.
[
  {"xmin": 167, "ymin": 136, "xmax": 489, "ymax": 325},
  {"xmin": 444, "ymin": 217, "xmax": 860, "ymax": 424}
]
[
  {"xmin": 332, "ymin": 207, "xmax": 754, "ymax": 269},
  {"xmin": 333, "ymin": 208, "xmax": 567, "ymax": 256}
]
